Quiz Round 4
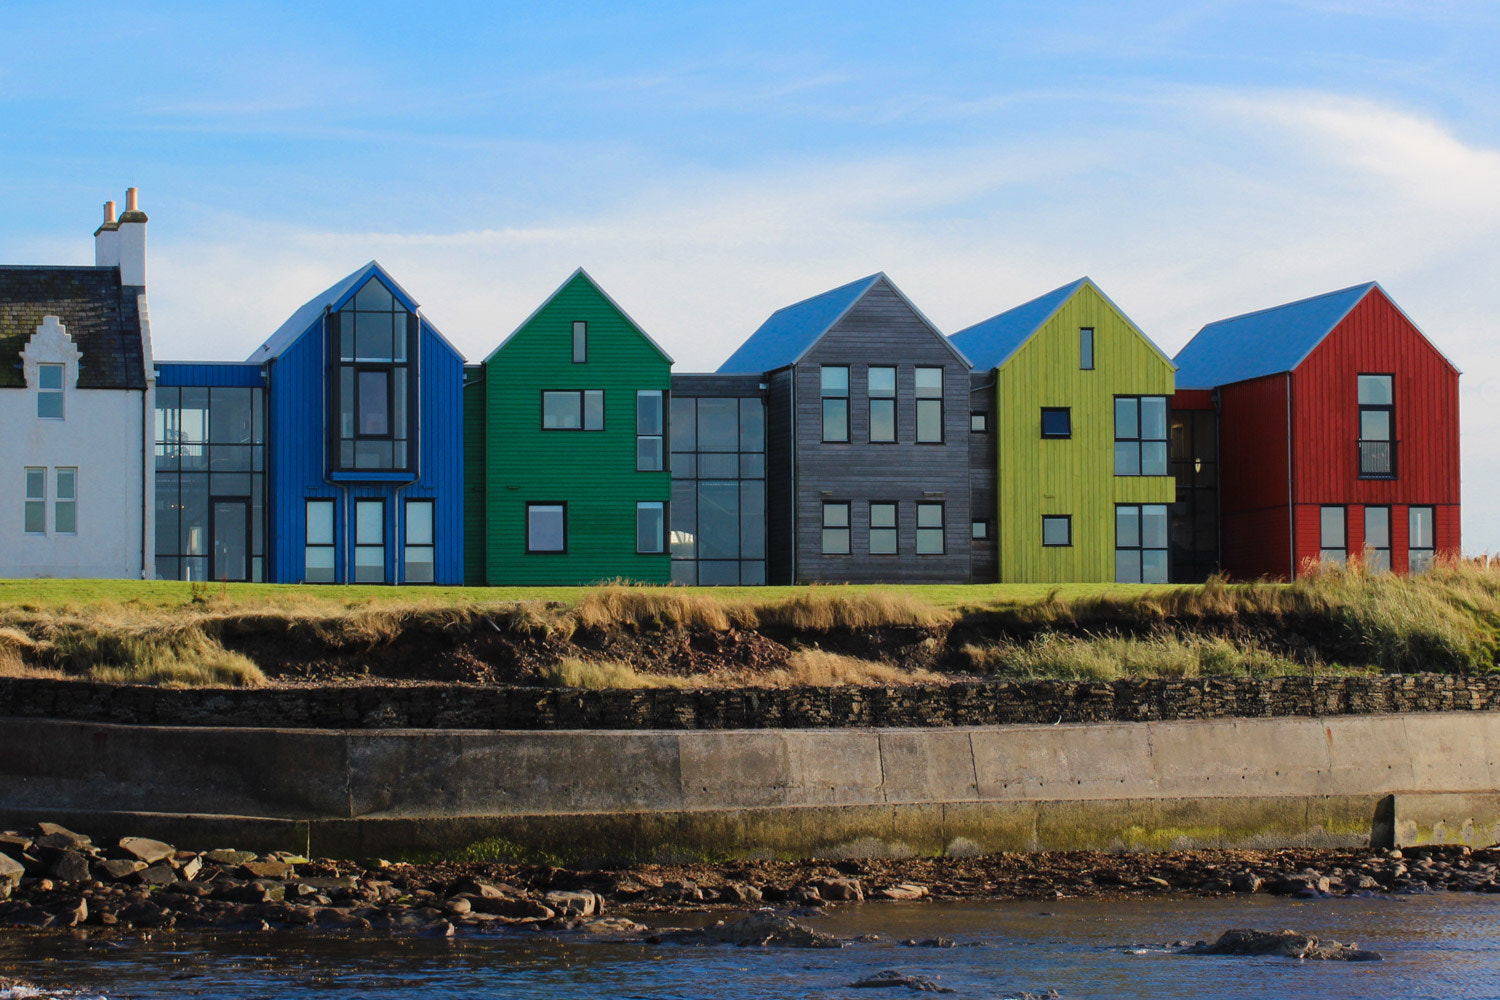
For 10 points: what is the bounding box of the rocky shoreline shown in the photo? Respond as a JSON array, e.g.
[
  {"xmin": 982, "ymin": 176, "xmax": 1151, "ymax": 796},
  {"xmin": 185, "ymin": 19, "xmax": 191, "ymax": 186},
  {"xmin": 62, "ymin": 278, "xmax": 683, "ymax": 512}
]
[{"xmin": 1, "ymin": 822, "xmax": 1494, "ymax": 939}]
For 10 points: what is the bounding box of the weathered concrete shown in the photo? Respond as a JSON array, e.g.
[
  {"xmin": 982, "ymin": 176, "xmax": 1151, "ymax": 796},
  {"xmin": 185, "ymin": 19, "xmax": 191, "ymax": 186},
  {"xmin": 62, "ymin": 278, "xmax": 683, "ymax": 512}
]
[{"xmin": 1, "ymin": 713, "xmax": 1496, "ymax": 860}]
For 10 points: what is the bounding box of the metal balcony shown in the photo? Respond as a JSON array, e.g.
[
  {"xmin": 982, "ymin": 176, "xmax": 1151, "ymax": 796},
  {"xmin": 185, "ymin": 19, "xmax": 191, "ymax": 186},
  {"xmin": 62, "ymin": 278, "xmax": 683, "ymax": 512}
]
[{"xmin": 1358, "ymin": 439, "xmax": 1396, "ymax": 479}]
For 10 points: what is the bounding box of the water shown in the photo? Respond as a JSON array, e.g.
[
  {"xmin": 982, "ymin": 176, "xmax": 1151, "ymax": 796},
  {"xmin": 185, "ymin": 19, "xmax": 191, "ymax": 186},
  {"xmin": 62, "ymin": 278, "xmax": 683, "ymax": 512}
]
[{"xmin": 3, "ymin": 894, "xmax": 1499, "ymax": 999}]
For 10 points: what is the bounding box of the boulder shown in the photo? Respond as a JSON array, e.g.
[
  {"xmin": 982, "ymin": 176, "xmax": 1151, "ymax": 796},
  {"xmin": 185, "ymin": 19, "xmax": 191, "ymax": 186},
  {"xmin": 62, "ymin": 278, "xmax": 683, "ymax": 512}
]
[
  {"xmin": 239, "ymin": 861, "xmax": 294, "ymax": 880},
  {"xmin": 448, "ymin": 877, "xmax": 509, "ymax": 899},
  {"xmin": 2, "ymin": 906, "xmax": 54, "ymax": 928},
  {"xmin": 0, "ymin": 835, "xmax": 32, "ymax": 855},
  {"xmin": 0, "ymin": 853, "xmax": 24, "ymax": 889},
  {"xmin": 468, "ymin": 895, "xmax": 554, "ymax": 921},
  {"xmin": 35, "ymin": 823, "xmax": 90, "ymax": 848},
  {"xmin": 875, "ymin": 883, "xmax": 930, "ymax": 901},
  {"xmin": 46, "ymin": 897, "xmax": 88, "ymax": 928},
  {"xmin": 118, "ymin": 837, "xmax": 176, "ymax": 865},
  {"xmin": 204, "ymin": 850, "xmax": 257, "ymax": 866},
  {"xmin": 136, "ymin": 864, "xmax": 179, "ymax": 886},
  {"xmin": 544, "ymin": 890, "xmax": 601, "ymax": 918},
  {"xmin": 848, "ymin": 970, "xmax": 956, "ymax": 992},
  {"xmin": 178, "ymin": 856, "xmax": 203, "ymax": 881},
  {"xmin": 97, "ymin": 859, "xmax": 147, "ymax": 880},
  {"xmin": 1186, "ymin": 928, "xmax": 1382, "ymax": 961},
  {"xmin": 809, "ymin": 877, "xmax": 864, "ymax": 902},
  {"xmin": 48, "ymin": 850, "xmax": 91, "ymax": 884},
  {"xmin": 1229, "ymin": 874, "xmax": 1263, "ymax": 893},
  {"xmin": 701, "ymin": 912, "xmax": 847, "ymax": 948}
]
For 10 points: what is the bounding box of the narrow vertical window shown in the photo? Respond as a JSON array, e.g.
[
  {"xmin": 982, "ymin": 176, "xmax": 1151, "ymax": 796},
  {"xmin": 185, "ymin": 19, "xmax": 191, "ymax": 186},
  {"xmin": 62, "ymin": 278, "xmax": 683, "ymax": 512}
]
[
  {"xmin": 24, "ymin": 468, "xmax": 46, "ymax": 533},
  {"xmin": 1042, "ymin": 515, "xmax": 1072, "ymax": 547},
  {"xmin": 820, "ymin": 367, "xmax": 849, "ymax": 442},
  {"xmin": 915, "ymin": 367, "xmax": 943, "ymax": 442},
  {"xmin": 1357, "ymin": 374, "xmax": 1395, "ymax": 478},
  {"xmin": 869, "ymin": 502, "xmax": 897, "ymax": 554},
  {"xmin": 636, "ymin": 501, "xmax": 666, "ymax": 553},
  {"xmin": 1114, "ymin": 396, "xmax": 1169, "ymax": 475},
  {"xmin": 1115, "ymin": 504, "xmax": 1168, "ymax": 582},
  {"xmin": 37, "ymin": 364, "xmax": 64, "ymax": 418},
  {"xmin": 527, "ymin": 502, "xmax": 566, "ymax": 553},
  {"xmin": 1408, "ymin": 507, "xmax": 1435, "ymax": 573},
  {"xmin": 637, "ymin": 390, "xmax": 664, "ymax": 471},
  {"xmin": 1080, "ymin": 328, "xmax": 1095, "ymax": 370},
  {"xmin": 868, "ymin": 366, "xmax": 896, "ymax": 442},
  {"xmin": 404, "ymin": 499, "xmax": 435, "ymax": 583},
  {"xmin": 1319, "ymin": 506, "xmax": 1346, "ymax": 565},
  {"xmin": 1364, "ymin": 506, "xmax": 1391, "ymax": 572},
  {"xmin": 54, "ymin": 468, "xmax": 77, "ymax": 534},
  {"xmin": 821, "ymin": 501, "xmax": 851, "ymax": 554},
  {"xmin": 573, "ymin": 321, "xmax": 587, "ymax": 363},
  {"xmin": 305, "ymin": 499, "xmax": 335, "ymax": 583},
  {"xmin": 354, "ymin": 499, "xmax": 386, "ymax": 583},
  {"xmin": 916, "ymin": 502, "xmax": 945, "ymax": 554}
]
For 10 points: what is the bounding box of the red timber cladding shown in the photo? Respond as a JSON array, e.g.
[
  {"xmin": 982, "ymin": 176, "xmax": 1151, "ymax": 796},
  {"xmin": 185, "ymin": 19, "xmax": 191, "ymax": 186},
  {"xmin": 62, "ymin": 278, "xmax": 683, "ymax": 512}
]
[
  {"xmin": 1171, "ymin": 389, "xmax": 1214, "ymax": 410},
  {"xmin": 1217, "ymin": 373, "xmax": 1293, "ymax": 580},
  {"xmin": 1290, "ymin": 287, "xmax": 1461, "ymax": 572}
]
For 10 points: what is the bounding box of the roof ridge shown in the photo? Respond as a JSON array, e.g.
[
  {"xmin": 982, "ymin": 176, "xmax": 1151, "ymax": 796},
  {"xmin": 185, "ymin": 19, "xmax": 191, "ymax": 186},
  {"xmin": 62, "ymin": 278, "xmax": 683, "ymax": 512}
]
[{"xmin": 1198, "ymin": 281, "xmax": 1376, "ymax": 330}]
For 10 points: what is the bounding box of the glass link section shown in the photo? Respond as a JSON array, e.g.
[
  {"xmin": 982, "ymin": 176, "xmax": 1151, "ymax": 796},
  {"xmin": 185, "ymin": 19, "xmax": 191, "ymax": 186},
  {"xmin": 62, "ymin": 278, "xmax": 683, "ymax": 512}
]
[{"xmin": 669, "ymin": 395, "xmax": 766, "ymax": 584}]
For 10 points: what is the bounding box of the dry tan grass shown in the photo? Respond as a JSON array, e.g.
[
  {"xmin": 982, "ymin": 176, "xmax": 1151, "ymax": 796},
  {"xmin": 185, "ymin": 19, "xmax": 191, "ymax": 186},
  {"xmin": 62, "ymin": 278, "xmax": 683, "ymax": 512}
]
[
  {"xmin": 571, "ymin": 584, "xmax": 753, "ymax": 631},
  {"xmin": 758, "ymin": 586, "xmax": 952, "ymax": 630},
  {"xmin": 961, "ymin": 633, "xmax": 1304, "ymax": 681},
  {"xmin": 748, "ymin": 649, "xmax": 946, "ymax": 687}
]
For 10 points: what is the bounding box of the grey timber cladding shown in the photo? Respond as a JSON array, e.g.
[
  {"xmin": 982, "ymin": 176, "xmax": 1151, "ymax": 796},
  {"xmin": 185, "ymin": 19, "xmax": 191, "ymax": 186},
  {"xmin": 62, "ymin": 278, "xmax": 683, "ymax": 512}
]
[
  {"xmin": 790, "ymin": 278, "xmax": 972, "ymax": 583},
  {"xmin": 968, "ymin": 371, "xmax": 998, "ymax": 582},
  {"xmin": 0, "ymin": 266, "xmax": 146, "ymax": 389}
]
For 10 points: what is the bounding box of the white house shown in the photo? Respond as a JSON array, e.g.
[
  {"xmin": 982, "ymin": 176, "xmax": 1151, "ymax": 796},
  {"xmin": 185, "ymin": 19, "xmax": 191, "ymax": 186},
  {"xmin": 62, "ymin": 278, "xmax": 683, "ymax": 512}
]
[{"xmin": 0, "ymin": 189, "xmax": 155, "ymax": 579}]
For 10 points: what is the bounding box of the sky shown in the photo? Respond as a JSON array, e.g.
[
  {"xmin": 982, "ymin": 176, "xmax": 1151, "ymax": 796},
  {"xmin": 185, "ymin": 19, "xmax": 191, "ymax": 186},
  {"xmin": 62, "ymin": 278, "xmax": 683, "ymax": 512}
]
[{"xmin": 3, "ymin": 0, "xmax": 1498, "ymax": 550}]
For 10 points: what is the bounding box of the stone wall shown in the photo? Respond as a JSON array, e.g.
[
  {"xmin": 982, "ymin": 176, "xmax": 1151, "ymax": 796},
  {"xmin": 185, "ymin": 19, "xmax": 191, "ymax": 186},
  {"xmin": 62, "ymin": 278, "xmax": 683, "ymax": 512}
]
[{"xmin": 2, "ymin": 673, "xmax": 1498, "ymax": 730}]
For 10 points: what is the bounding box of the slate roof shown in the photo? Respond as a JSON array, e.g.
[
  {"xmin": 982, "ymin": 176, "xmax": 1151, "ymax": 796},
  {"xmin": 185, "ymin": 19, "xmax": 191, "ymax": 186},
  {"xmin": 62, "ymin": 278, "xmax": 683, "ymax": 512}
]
[
  {"xmin": 0, "ymin": 266, "xmax": 146, "ymax": 389},
  {"xmin": 1172, "ymin": 282, "xmax": 1377, "ymax": 389},
  {"xmin": 716, "ymin": 273, "xmax": 883, "ymax": 374},
  {"xmin": 949, "ymin": 278, "xmax": 1089, "ymax": 370}
]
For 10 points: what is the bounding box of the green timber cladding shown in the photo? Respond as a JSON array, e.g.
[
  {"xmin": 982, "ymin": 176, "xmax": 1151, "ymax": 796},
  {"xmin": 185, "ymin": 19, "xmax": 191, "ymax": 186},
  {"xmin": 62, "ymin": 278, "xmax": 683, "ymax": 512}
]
[
  {"xmin": 952, "ymin": 278, "xmax": 1176, "ymax": 583},
  {"xmin": 476, "ymin": 269, "xmax": 672, "ymax": 585}
]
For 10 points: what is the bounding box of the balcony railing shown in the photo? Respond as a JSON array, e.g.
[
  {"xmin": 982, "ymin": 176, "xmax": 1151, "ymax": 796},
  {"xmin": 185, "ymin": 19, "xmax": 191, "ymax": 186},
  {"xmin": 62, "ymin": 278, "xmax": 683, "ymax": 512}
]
[{"xmin": 1358, "ymin": 439, "xmax": 1397, "ymax": 479}]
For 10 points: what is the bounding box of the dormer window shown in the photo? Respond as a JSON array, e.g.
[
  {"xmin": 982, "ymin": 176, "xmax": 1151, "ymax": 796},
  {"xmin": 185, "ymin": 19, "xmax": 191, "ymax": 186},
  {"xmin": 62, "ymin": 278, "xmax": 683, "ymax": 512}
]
[
  {"xmin": 37, "ymin": 364, "xmax": 64, "ymax": 418},
  {"xmin": 329, "ymin": 278, "xmax": 417, "ymax": 472}
]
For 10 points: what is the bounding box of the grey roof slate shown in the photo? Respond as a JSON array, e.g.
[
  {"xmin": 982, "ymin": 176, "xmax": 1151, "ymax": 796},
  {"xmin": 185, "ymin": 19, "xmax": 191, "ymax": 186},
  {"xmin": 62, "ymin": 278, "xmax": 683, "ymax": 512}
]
[{"xmin": 0, "ymin": 266, "xmax": 146, "ymax": 389}]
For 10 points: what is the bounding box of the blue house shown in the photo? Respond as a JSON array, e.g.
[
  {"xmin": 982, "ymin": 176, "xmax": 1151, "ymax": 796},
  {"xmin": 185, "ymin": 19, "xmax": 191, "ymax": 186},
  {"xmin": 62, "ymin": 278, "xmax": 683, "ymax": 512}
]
[{"xmin": 247, "ymin": 261, "xmax": 464, "ymax": 584}]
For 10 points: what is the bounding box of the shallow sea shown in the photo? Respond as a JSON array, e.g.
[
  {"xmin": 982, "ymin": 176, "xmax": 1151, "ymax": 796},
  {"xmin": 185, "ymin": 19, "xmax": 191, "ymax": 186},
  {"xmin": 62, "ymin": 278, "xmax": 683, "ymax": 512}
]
[{"xmin": 3, "ymin": 893, "xmax": 1498, "ymax": 998}]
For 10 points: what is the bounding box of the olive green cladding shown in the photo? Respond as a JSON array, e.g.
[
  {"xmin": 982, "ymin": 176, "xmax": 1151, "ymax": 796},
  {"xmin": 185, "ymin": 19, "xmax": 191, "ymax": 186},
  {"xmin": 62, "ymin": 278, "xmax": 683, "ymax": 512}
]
[
  {"xmin": 479, "ymin": 270, "xmax": 672, "ymax": 584},
  {"xmin": 994, "ymin": 282, "xmax": 1175, "ymax": 581}
]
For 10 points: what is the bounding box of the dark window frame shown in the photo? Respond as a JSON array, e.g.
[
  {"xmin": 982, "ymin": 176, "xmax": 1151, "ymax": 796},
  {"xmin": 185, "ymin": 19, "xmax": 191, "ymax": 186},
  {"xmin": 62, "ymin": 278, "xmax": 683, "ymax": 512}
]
[
  {"xmin": 914, "ymin": 367, "xmax": 944, "ymax": 444},
  {"xmin": 1080, "ymin": 328, "xmax": 1095, "ymax": 370},
  {"xmin": 868, "ymin": 365, "xmax": 896, "ymax": 443},
  {"xmin": 821, "ymin": 500, "xmax": 851, "ymax": 555},
  {"xmin": 304, "ymin": 498, "xmax": 336, "ymax": 584},
  {"xmin": 526, "ymin": 501, "xmax": 569, "ymax": 554},
  {"xmin": 1357, "ymin": 372, "xmax": 1396, "ymax": 479},
  {"xmin": 327, "ymin": 292, "xmax": 418, "ymax": 474},
  {"xmin": 1115, "ymin": 502, "xmax": 1170, "ymax": 583},
  {"xmin": 820, "ymin": 366, "xmax": 850, "ymax": 443},
  {"xmin": 636, "ymin": 389, "xmax": 665, "ymax": 470},
  {"xmin": 572, "ymin": 321, "xmax": 587, "ymax": 363},
  {"xmin": 403, "ymin": 498, "xmax": 435, "ymax": 584},
  {"xmin": 970, "ymin": 411, "xmax": 988, "ymax": 433},
  {"xmin": 915, "ymin": 501, "xmax": 945, "ymax": 555},
  {"xmin": 1114, "ymin": 395, "xmax": 1169, "ymax": 477},
  {"xmin": 971, "ymin": 519, "xmax": 991, "ymax": 541},
  {"xmin": 1042, "ymin": 515, "xmax": 1072, "ymax": 547},
  {"xmin": 1041, "ymin": 407, "xmax": 1072, "ymax": 439},
  {"xmin": 1319, "ymin": 504, "xmax": 1347, "ymax": 565},
  {"xmin": 1363, "ymin": 504, "xmax": 1391, "ymax": 572},
  {"xmin": 1408, "ymin": 506, "xmax": 1435, "ymax": 573},
  {"xmin": 353, "ymin": 498, "xmax": 387, "ymax": 584},
  {"xmin": 540, "ymin": 389, "xmax": 605, "ymax": 431},
  {"xmin": 636, "ymin": 500, "xmax": 667, "ymax": 554},
  {"xmin": 869, "ymin": 501, "xmax": 898, "ymax": 555}
]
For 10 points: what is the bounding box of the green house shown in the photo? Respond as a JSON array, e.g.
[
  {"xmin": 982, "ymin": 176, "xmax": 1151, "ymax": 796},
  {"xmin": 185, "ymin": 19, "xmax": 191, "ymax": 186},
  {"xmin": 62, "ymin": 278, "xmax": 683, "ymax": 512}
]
[
  {"xmin": 951, "ymin": 278, "xmax": 1176, "ymax": 583},
  {"xmin": 468, "ymin": 269, "xmax": 673, "ymax": 585}
]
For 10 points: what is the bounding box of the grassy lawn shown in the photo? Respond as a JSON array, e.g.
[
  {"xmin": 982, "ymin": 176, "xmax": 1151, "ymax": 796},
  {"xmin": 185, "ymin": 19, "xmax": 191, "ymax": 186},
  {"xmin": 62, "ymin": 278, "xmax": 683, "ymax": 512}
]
[{"xmin": 0, "ymin": 577, "xmax": 1188, "ymax": 612}]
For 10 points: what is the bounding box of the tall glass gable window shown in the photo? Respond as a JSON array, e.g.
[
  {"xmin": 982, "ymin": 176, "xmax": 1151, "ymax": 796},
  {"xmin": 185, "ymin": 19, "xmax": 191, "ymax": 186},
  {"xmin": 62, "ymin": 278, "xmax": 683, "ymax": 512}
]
[
  {"xmin": 330, "ymin": 278, "xmax": 416, "ymax": 473},
  {"xmin": 669, "ymin": 395, "xmax": 766, "ymax": 585},
  {"xmin": 154, "ymin": 385, "xmax": 266, "ymax": 582},
  {"xmin": 1115, "ymin": 396, "xmax": 1168, "ymax": 476}
]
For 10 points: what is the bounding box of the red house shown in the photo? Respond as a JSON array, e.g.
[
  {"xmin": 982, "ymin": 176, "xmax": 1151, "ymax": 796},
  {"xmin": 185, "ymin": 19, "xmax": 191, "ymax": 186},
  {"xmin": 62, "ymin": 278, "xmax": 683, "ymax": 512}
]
[{"xmin": 1172, "ymin": 282, "xmax": 1460, "ymax": 580}]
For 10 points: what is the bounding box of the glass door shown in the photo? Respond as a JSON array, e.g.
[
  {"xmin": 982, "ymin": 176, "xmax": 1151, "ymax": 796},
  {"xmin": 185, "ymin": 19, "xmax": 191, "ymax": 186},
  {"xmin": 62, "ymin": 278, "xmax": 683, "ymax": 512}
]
[{"xmin": 211, "ymin": 498, "xmax": 250, "ymax": 582}]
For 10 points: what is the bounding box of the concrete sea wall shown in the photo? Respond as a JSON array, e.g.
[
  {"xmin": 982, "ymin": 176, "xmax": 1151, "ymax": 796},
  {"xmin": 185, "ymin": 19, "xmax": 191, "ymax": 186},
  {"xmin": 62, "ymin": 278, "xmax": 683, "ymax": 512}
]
[{"xmin": 4, "ymin": 711, "xmax": 1499, "ymax": 860}]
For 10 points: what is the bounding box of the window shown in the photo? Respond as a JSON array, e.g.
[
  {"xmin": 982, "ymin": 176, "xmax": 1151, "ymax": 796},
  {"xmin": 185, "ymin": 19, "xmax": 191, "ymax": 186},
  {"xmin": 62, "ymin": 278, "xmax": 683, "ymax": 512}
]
[
  {"xmin": 669, "ymin": 394, "xmax": 767, "ymax": 586},
  {"xmin": 1042, "ymin": 515, "xmax": 1072, "ymax": 547},
  {"xmin": 1080, "ymin": 328, "xmax": 1095, "ymax": 371},
  {"xmin": 1115, "ymin": 396, "xmax": 1169, "ymax": 476},
  {"xmin": 635, "ymin": 501, "xmax": 666, "ymax": 553},
  {"xmin": 1409, "ymin": 507, "xmax": 1435, "ymax": 573},
  {"xmin": 916, "ymin": 502, "xmax": 945, "ymax": 554},
  {"xmin": 822, "ymin": 501, "xmax": 850, "ymax": 554},
  {"xmin": 637, "ymin": 390, "xmax": 664, "ymax": 470},
  {"xmin": 54, "ymin": 468, "xmax": 76, "ymax": 534},
  {"xmin": 37, "ymin": 364, "xmax": 64, "ymax": 418},
  {"xmin": 527, "ymin": 503, "xmax": 566, "ymax": 553},
  {"xmin": 354, "ymin": 499, "xmax": 385, "ymax": 583},
  {"xmin": 1041, "ymin": 407, "xmax": 1072, "ymax": 439},
  {"xmin": 1364, "ymin": 506, "xmax": 1391, "ymax": 572},
  {"xmin": 1116, "ymin": 504, "xmax": 1169, "ymax": 583},
  {"xmin": 542, "ymin": 390, "xmax": 604, "ymax": 430},
  {"xmin": 404, "ymin": 500, "xmax": 434, "ymax": 583},
  {"xmin": 972, "ymin": 519, "xmax": 990, "ymax": 541},
  {"xmin": 572, "ymin": 321, "xmax": 587, "ymax": 363},
  {"xmin": 868, "ymin": 366, "xmax": 896, "ymax": 442},
  {"xmin": 305, "ymin": 500, "xmax": 335, "ymax": 583},
  {"xmin": 970, "ymin": 411, "xmax": 988, "ymax": 433},
  {"xmin": 821, "ymin": 366, "xmax": 849, "ymax": 442},
  {"xmin": 915, "ymin": 367, "xmax": 943, "ymax": 442},
  {"xmin": 331, "ymin": 279, "xmax": 414, "ymax": 472},
  {"xmin": 869, "ymin": 502, "xmax": 897, "ymax": 554},
  {"xmin": 1319, "ymin": 505, "xmax": 1346, "ymax": 565},
  {"xmin": 24, "ymin": 468, "xmax": 45, "ymax": 534},
  {"xmin": 1358, "ymin": 374, "xmax": 1395, "ymax": 479}
]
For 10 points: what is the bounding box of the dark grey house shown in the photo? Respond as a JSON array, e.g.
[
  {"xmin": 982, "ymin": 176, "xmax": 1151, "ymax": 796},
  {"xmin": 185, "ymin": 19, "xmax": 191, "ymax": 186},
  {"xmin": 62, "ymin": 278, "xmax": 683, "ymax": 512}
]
[{"xmin": 716, "ymin": 274, "xmax": 976, "ymax": 584}]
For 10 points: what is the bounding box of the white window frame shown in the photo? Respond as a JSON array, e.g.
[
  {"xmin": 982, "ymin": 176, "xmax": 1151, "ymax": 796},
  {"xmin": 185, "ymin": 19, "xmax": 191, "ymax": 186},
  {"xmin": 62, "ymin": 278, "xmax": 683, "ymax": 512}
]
[
  {"xmin": 24, "ymin": 467, "xmax": 46, "ymax": 534},
  {"xmin": 54, "ymin": 467, "xmax": 77, "ymax": 535},
  {"xmin": 37, "ymin": 363, "xmax": 64, "ymax": 419}
]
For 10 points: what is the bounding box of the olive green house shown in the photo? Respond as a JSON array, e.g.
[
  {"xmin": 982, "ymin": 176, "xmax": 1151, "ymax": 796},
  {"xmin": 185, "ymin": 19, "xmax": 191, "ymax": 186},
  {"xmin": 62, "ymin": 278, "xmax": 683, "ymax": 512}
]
[
  {"xmin": 951, "ymin": 278, "xmax": 1176, "ymax": 583},
  {"xmin": 467, "ymin": 269, "xmax": 673, "ymax": 585}
]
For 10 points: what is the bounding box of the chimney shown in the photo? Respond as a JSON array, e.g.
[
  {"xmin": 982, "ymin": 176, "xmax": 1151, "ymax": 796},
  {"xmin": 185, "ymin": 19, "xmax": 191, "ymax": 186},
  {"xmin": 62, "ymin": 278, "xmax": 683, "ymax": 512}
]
[
  {"xmin": 94, "ymin": 199, "xmax": 119, "ymax": 268},
  {"xmin": 115, "ymin": 186, "xmax": 148, "ymax": 288}
]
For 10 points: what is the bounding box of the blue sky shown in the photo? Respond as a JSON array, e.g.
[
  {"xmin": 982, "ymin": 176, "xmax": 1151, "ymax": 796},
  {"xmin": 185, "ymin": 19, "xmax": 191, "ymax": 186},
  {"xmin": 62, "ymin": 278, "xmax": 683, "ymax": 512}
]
[{"xmin": 5, "ymin": 1, "xmax": 1499, "ymax": 550}]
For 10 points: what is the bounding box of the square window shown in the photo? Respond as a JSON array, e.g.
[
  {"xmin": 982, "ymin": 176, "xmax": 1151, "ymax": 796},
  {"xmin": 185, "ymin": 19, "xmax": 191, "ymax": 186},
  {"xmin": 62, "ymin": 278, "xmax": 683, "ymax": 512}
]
[
  {"xmin": 820, "ymin": 366, "xmax": 849, "ymax": 395},
  {"xmin": 1042, "ymin": 516, "xmax": 1071, "ymax": 546},
  {"xmin": 1041, "ymin": 408, "xmax": 1071, "ymax": 438},
  {"xmin": 971, "ymin": 519, "xmax": 990, "ymax": 540},
  {"xmin": 868, "ymin": 367, "xmax": 896, "ymax": 397},
  {"xmin": 970, "ymin": 412, "xmax": 988, "ymax": 433},
  {"xmin": 528, "ymin": 503, "xmax": 566, "ymax": 553}
]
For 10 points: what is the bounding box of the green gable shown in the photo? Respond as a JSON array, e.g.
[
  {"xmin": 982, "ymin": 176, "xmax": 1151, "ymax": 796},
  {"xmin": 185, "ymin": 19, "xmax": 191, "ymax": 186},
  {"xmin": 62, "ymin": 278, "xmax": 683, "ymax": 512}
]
[{"xmin": 478, "ymin": 269, "xmax": 672, "ymax": 585}]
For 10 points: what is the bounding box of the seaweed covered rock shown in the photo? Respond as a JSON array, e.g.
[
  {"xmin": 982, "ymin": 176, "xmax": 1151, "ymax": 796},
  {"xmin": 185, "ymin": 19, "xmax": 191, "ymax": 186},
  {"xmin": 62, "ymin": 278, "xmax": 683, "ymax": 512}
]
[{"xmin": 1185, "ymin": 928, "xmax": 1382, "ymax": 961}]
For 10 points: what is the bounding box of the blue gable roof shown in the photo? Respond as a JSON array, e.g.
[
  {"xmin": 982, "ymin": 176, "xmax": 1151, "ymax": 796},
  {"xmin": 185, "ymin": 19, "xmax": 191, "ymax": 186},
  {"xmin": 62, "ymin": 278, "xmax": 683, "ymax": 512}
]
[
  {"xmin": 248, "ymin": 261, "xmax": 422, "ymax": 362},
  {"xmin": 948, "ymin": 278, "xmax": 1088, "ymax": 370},
  {"xmin": 716, "ymin": 273, "xmax": 882, "ymax": 374},
  {"xmin": 1173, "ymin": 282, "xmax": 1376, "ymax": 389}
]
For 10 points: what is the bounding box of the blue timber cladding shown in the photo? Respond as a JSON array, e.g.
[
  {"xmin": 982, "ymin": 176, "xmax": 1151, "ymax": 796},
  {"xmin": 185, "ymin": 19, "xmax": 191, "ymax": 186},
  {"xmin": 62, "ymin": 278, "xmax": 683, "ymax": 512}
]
[
  {"xmin": 155, "ymin": 362, "xmax": 264, "ymax": 387},
  {"xmin": 258, "ymin": 263, "xmax": 464, "ymax": 585}
]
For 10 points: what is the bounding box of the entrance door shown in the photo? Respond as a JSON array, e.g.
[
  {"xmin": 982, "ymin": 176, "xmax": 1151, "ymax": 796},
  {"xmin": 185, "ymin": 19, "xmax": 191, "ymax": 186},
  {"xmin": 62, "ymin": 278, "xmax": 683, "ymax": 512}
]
[{"xmin": 211, "ymin": 498, "xmax": 250, "ymax": 582}]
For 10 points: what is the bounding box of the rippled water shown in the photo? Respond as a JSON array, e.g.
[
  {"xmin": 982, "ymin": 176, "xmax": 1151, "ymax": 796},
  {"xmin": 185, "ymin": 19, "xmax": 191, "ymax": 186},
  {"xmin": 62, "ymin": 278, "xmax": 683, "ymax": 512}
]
[{"xmin": 3, "ymin": 893, "xmax": 1499, "ymax": 999}]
